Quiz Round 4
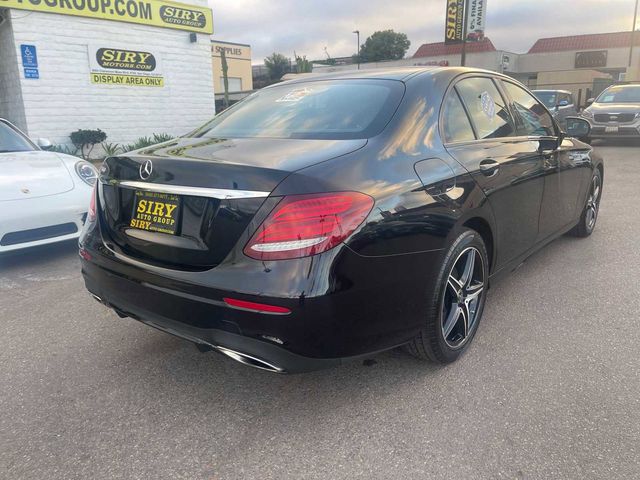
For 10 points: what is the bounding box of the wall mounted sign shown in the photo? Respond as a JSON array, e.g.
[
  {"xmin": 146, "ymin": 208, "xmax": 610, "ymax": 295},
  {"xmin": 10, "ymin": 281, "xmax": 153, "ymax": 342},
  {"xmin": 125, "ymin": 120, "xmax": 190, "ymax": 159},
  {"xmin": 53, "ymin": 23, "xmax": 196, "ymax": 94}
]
[
  {"xmin": 575, "ymin": 51, "xmax": 608, "ymax": 69},
  {"xmin": 88, "ymin": 45, "xmax": 164, "ymax": 87},
  {"xmin": 20, "ymin": 44, "xmax": 39, "ymax": 79},
  {"xmin": 0, "ymin": 0, "xmax": 213, "ymax": 34}
]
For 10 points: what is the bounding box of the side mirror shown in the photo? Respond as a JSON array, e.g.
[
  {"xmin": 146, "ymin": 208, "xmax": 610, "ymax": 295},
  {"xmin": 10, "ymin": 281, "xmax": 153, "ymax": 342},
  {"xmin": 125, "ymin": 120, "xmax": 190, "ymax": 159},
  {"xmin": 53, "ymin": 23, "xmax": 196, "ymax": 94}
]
[
  {"xmin": 37, "ymin": 138, "xmax": 52, "ymax": 150},
  {"xmin": 558, "ymin": 99, "xmax": 570, "ymax": 107},
  {"xmin": 564, "ymin": 117, "xmax": 591, "ymax": 139},
  {"xmin": 586, "ymin": 97, "xmax": 595, "ymax": 107}
]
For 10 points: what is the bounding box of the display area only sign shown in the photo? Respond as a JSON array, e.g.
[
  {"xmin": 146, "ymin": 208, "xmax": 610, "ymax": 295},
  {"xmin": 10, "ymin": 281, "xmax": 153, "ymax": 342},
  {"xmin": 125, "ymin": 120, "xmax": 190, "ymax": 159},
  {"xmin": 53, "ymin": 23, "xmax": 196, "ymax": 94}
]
[
  {"xmin": 0, "ymin": 0, "xmax": 213, "ymax": 34},
  {"xmin": 89, "ymin": 45, "xmax": 164, "ymax": 87}
]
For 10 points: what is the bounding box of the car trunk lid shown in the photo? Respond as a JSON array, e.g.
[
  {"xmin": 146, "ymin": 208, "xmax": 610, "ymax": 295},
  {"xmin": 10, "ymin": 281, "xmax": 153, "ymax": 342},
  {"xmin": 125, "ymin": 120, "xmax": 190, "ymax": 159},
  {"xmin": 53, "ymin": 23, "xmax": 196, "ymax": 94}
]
[{"xmin": 98, "ymin": 136, "xmax": 366, "ymax": 270}]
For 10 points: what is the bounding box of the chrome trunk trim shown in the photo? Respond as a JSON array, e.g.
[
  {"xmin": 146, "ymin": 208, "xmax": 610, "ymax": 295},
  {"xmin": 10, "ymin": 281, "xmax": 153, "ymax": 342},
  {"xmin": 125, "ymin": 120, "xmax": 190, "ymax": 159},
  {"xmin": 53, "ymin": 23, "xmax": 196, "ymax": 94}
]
[{"xmin": 108, "ymin": 180, "xmax": 270, "ymax": 200}]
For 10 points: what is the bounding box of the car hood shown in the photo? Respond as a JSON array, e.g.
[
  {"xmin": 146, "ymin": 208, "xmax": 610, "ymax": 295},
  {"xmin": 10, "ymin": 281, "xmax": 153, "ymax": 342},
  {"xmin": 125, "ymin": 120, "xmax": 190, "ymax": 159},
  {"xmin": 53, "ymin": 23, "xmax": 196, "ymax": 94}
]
[
  {"xmin": 0, "ymin": 151, "xmax": 75, "ymax": 201},
  {"xmin": 587, "ymin": 103, "xmax": 640, "ymax": 114}
]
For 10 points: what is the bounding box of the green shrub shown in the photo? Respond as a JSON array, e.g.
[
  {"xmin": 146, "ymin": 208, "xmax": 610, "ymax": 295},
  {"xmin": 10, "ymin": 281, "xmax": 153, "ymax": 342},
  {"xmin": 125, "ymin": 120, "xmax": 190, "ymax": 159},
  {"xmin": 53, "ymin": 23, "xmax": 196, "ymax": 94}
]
[
  {"xmin": 70, "ymin": 129, "xmax": 107, "ymax": 159},
  {"xmin": 101, "ymin": 142, "xmax": 123, "ymax": 157},
  {"xmin": 49, "ymin": 144, "xmax": 80, "ymax": 157},
  {"xmin": 122, "ymin": 133, "xmax": 175, "ymax": 153}
]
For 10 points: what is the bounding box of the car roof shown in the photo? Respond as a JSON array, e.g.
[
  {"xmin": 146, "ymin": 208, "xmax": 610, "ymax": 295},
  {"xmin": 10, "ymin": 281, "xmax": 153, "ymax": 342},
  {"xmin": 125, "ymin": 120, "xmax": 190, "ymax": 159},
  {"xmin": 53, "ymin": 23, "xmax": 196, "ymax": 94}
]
[{"xmin": 275, "ymin": 66, "xmax": 506, "ymax": 86}]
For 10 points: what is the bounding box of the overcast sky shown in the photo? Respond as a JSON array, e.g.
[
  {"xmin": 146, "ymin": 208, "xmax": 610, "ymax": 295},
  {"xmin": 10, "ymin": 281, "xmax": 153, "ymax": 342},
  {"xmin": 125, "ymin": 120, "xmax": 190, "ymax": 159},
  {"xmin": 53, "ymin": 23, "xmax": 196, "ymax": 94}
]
[{"xmin": 208, "ymin": 0, "xmax": 637, "ymax": 64}]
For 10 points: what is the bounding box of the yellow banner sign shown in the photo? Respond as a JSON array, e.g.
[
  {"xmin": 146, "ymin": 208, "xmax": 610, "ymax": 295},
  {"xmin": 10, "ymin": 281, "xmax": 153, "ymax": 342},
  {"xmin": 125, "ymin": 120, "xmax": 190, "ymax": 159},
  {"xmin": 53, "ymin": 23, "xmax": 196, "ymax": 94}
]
[
  {"xmin": 0, "ymin": 0, "xmax": 213, "ymax": 34},
  {"xmin": 91, "ymin": 73, "xmax": 164, "ymax": 87}
]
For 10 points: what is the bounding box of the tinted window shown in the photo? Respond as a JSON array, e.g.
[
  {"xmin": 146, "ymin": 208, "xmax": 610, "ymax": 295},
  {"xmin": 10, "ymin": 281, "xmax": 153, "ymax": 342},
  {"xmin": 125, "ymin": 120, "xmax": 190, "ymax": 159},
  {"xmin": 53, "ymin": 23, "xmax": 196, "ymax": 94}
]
[
  {"xmin": 502, "ymin": 81, "xmax": 555, "ymax": 136},
  {"xmin": 190, "ymin": 80, "xmax": 404, "ymax": 140},
  {"xmin": 442, "ymin": 91, "xmax": 475, "ymax": 143},
  {"xmin": 0, "ymin": 122, "xmax": 35, "ymax": 153},
  {"xmin": 533, "ymin": 91, "xmax": 557, "ymax": 108},
  {"xmin": 455, "ymin": 78, "xmax": 515, "ymax": 139},
  {"xmin": 560, "ymin": 93, "xmax": 573, "ymax": 105}
]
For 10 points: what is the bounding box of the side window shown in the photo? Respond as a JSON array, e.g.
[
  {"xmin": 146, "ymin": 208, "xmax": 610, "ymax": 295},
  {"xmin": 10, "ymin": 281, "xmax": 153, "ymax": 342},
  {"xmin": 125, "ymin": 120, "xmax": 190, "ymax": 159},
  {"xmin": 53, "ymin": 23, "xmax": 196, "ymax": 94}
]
[
  {"xmin": 442, "ymin": 90, "xmax": 475, "ymax": 143},
  {"xmin": 502, "ymin": 81, "xmax": 555, "ymax": 137},
  {"xmin": 455, "ymin": 77, "xmax": 515, "ymax": 139},
  {"xmin": 562, "ymin": 93, "xmax": 574, "ymax": 105}
]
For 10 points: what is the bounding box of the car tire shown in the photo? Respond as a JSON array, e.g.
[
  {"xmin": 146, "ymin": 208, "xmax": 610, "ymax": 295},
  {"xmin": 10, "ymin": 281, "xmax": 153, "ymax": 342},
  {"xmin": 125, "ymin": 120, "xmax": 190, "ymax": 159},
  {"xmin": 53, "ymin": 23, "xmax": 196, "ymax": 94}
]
[
  {"xmin": 406, "ymin": 228, "xmax": 489, "ymax": 364},
  {"xmin": 569, "ymin": 168, "xmax": 602, "ymax": 238}
]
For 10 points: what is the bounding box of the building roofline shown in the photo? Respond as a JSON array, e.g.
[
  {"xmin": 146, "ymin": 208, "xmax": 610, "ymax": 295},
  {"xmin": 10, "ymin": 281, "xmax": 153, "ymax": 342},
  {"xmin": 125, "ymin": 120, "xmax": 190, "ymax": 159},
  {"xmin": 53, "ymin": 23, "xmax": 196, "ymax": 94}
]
[{"xmin": 211, "ymin": 39, "xmax": 251, "ymax": 48}]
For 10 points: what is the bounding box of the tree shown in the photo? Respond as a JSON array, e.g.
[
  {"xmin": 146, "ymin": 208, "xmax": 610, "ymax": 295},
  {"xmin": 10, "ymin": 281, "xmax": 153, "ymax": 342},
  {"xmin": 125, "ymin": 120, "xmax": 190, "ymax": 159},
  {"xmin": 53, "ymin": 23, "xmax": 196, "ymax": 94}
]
[
  {"xmin": 264, "ymin": 53, "xmax": 290, "ymax": 81},
  {"xmin": 358, "ymin": 30, "xmax": 410, "ymax": 63},
  {"xmin": 294, "ymin": 52, "xmax": 313, "ymax": 73},
  {"xmin": 70, "ymin": 129, "xmax": 107, "ymax": 160}
]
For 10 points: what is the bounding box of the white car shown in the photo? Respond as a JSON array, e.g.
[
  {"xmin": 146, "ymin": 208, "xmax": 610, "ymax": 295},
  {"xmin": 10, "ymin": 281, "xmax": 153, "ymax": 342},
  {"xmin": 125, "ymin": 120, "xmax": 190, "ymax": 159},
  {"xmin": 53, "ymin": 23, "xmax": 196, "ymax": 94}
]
[{"xmin": 0, "ymin": 119, "xmax": 97, "ymax": 253}]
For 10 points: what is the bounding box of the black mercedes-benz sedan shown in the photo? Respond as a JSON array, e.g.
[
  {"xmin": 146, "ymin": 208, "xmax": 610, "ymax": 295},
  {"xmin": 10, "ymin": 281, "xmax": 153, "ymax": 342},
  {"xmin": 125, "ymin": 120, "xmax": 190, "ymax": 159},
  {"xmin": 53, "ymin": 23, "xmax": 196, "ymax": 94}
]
[{"xmin": 80, "ymin": 67, "xmax": 603, "ymax": 373}]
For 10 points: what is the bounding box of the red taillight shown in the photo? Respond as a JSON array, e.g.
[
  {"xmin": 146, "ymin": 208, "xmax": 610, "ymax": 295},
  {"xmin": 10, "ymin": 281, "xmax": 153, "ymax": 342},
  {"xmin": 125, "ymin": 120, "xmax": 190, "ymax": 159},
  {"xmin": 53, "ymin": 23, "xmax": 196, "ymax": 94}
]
[
  {"xmin": 244, "ymin": 191, "xmax": 374, "ymax": 261},
  {"xmin": 223, "ymin": 297, "xmax": 291, "ymax": 315},
  {"xmin": 88, "ymin": 183, "xmax": 97, "ymax": 222}
]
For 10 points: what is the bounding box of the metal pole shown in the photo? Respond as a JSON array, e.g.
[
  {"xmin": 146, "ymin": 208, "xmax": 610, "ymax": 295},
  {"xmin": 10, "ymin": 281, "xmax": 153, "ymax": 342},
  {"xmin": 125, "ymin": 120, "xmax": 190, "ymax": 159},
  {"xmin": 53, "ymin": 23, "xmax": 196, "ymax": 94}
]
[
  {"xmin": 353, "ymin": 30, "xmax": 360, "ymax": 69},
  {"xmin": 629, "ymin": 0, "xmax": 639, "ymax": 68},
  {"xmin": 460, "ymin": 0, "xmax": 469, "ymax": 67}
]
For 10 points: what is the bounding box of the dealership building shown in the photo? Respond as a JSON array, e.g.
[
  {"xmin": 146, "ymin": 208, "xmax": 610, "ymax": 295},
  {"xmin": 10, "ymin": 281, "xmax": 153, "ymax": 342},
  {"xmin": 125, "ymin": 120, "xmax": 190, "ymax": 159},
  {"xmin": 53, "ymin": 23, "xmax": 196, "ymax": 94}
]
[{"xmin": 0, "ymin": 0, "xmax": 216, "ymax": 148}]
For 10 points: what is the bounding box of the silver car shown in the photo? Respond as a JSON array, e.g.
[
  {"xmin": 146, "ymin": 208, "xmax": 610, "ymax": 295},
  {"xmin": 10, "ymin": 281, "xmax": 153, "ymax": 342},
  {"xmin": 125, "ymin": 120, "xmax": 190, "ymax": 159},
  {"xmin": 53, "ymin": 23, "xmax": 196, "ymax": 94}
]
[
  {"xmin": 532, "ymin": 89, "xmax": 578, "ymax": 128},
  {"xmin": 581, "ymin": 83, "xmax": 640, "ymax": 141}
]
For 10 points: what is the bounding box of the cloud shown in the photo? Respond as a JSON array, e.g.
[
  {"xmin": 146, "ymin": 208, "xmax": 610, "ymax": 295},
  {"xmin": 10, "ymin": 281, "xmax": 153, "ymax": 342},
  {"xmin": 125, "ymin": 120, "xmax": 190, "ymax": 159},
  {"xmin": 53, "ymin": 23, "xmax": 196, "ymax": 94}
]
[{"xmin": 208, "ymin": 0, "xmax": 635, "ymax": 63}]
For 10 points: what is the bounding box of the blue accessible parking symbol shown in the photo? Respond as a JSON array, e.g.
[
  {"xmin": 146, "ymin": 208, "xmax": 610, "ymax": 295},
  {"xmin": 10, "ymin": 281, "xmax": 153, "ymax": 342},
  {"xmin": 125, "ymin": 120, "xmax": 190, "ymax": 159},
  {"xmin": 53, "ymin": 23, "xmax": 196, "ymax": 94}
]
[{"xmin": 20, "ymin": 44, "xmax": 39, "ymax": 79}]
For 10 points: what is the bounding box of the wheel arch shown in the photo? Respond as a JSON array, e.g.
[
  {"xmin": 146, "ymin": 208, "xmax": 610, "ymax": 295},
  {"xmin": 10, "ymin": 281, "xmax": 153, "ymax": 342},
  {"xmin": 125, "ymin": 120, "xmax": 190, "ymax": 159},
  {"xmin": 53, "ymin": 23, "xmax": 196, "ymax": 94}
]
[{"xmin": 462, "ymin": 216, "xmax": 495, "ymax": 274}]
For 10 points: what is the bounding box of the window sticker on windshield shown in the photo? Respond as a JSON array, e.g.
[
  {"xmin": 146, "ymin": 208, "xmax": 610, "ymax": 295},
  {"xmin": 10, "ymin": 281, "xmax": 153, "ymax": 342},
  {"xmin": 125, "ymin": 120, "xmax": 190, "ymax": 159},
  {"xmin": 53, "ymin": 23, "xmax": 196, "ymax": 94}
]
[
  {"xmin": 480, "ymin": 91, "xmax": 496, "ymax": 119},
  {"xmin": 276, "ymin": 88, "xmax": 313, "ymax": 103},
  {"xmin": 602, "ymin": 95, "xmax": 614, "ymax": 102}
]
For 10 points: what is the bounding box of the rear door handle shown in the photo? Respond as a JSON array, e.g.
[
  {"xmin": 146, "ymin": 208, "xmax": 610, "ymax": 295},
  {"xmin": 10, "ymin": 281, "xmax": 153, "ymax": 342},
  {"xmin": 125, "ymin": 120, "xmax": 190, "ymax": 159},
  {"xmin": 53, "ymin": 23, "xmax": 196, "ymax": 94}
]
[{"xmin": 479, "ymin": 158, "xmax": 500, "ymax": 176}]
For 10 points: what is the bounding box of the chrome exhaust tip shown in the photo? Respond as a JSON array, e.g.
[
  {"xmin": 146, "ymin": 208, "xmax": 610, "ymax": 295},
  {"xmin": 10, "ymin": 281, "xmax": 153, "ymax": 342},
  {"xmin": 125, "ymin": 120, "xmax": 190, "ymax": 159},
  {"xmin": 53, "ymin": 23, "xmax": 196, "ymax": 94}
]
[
  {"xmin": 91, "ymin": 294, "xmax": 103, "ymax": 304},
  {"xmin": 215, "ymin": 345, "xmax": 284, "ymax": 373}
]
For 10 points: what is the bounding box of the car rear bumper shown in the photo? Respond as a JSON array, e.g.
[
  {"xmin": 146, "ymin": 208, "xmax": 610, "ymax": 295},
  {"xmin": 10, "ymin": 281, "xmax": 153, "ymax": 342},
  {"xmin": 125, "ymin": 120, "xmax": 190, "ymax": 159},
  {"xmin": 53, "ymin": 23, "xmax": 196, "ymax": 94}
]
[{"xmin": 80, "ymin": 239, "xmax": 442, "ymax": 373}]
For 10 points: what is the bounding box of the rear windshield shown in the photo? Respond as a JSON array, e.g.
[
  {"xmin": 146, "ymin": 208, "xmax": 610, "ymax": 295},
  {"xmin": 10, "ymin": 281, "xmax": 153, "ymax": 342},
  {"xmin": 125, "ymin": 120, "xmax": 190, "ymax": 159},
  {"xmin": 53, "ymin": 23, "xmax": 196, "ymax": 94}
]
[
  {"xmin": 596, "ymin": 85, "xmax": 640, "ymax": 103},
  {"xmin": 190, "ymin": 79, "xmax": 405, "ymax": 140}
]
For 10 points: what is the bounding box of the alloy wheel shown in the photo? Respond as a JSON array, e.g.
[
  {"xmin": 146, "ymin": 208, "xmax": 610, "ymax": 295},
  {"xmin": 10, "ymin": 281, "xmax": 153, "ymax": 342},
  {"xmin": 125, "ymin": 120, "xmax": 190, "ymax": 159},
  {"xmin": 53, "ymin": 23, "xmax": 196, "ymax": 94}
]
[
  {"xmin": 442, "ymin": 247, "xmax": 485, "ymax": 348},
  {"xmin": 586, "ymin": 175, "xmax": 601, "ymax": 230}
]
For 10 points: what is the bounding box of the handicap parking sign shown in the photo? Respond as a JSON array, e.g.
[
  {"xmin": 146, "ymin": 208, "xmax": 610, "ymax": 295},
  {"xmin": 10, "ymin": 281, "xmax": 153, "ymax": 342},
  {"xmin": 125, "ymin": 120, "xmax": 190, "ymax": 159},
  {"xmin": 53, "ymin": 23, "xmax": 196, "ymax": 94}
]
[
  {"xmin": 20, "ymin": 45, "xmax": 38, "ymax": 68},
  {"xmin": 20, "ymin": 45, "xmax": 39, "ymax": 79}
]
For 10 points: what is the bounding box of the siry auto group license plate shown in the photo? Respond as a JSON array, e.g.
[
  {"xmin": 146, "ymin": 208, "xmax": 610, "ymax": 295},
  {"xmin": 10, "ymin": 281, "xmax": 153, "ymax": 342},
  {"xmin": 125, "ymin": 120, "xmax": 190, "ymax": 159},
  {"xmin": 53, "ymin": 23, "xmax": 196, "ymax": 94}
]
[
  {"xmin": 605, "ymin": 126, "xmax": 619, "ymax": 133},
  {"xmin": 130, "ymin": 190, "xmax": 181, "ymax": 235}
]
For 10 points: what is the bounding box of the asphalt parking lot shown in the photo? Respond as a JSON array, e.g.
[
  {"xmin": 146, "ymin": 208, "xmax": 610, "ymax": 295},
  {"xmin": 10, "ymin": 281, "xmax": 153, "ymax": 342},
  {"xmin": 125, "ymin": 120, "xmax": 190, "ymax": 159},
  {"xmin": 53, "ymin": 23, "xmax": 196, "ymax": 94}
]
[{"xmin": 1, "ymin": 143, "xmax": 639, "ymax": 480}]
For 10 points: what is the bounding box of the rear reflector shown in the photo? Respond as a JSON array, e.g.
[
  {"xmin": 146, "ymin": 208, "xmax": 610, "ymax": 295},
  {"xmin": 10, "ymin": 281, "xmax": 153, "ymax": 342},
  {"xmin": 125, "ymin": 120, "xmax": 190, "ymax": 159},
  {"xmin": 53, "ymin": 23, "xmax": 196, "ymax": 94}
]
[
  {"xmin": 88, "ymin": 183, "xmax": 97, "ymax": 222},
  {"xmin": 223, "ymin": 297, "xmax": 291, "ymax": 315},
  {"xmin": 244, "ymin": 191, "xmax": 374, "ymax": 260}
]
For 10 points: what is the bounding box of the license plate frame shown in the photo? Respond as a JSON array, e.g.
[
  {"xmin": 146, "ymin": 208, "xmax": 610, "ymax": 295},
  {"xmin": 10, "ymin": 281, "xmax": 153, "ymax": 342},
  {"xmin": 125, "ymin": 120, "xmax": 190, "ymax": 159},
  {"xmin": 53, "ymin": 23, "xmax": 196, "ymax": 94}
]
[
  {"xmin": 604, "ymin": 126, "xmax": 619, "ymax": 133},
  {"xmin": 130, "ymin": 190, "xmax": 181, "ymax": 235}
]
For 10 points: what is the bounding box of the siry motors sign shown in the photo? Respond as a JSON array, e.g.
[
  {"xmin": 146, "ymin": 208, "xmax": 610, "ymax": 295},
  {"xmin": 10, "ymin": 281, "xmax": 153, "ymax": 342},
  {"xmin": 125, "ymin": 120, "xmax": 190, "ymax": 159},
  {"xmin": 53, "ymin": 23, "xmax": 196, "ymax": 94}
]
[
  {"xmin": 444, "ymin": 0, "xmax": 466, "ymax": 44},
  {"xmin": 89, "ymin": 45, "xmax": 164, "ymax": 87},
  {"xmin": 0, "ymin": 0, "xmax": 213, "ymax": 34}
]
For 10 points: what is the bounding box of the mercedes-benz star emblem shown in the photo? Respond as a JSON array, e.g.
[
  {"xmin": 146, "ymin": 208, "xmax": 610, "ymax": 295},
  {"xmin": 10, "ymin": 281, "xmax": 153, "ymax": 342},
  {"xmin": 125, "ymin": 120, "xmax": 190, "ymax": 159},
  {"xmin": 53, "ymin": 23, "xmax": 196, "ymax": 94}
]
[{"xmin": 139, "ymin": 160, "xmax": 153, "ymax": 180}]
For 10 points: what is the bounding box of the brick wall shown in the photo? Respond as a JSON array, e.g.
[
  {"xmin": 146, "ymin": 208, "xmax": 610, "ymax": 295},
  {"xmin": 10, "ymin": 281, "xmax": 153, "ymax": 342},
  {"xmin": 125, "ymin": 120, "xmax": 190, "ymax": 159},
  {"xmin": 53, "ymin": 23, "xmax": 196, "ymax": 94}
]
[
  {"xmin": 3, "ymin": 0, "xmax": 214, "ymax": 148},
  {"xmin": 0, "ymin": 12, "xmax": 27, "ymax": 131}
]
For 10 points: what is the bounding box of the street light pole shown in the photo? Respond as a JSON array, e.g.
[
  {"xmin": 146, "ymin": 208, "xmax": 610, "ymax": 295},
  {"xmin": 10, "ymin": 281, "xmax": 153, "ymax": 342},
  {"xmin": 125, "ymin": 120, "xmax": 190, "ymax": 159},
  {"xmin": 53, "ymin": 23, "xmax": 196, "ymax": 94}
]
[
  {"xmin": 353, "ymin": 30, "xmax": 360, "ymax": 69},
  {"xmin": 629, "ymin": 0, "xmax": 639, "ymax": 68},
  {"xmin": 460, "ymin": 0, "xmax": 469, "ymax": 67}
]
